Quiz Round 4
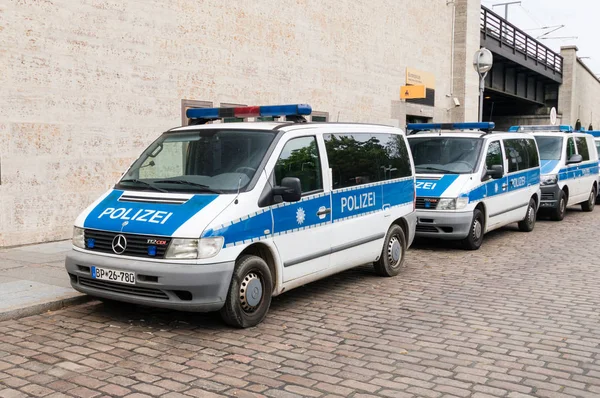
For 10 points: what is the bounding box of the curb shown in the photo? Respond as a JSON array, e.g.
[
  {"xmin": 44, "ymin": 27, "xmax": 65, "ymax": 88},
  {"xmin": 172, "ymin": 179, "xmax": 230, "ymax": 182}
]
[{"xmin": 0, "ymin": 294, "xmax": 93, "ymax": 322}]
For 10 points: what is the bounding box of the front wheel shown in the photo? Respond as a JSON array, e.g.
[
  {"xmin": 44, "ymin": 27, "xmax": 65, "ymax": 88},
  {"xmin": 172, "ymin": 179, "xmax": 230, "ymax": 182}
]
[
  {"xmin": 518, "ymin": 198, "xmax": 537, "ymax": 232},
  {"xmin": 461, "ymin": 209, "xmax": 484, "ymax": 250},
  {"xmin": 581, "ymin": 186, "xmax": 596, "ymax": 212},
  {"xmin": 550, "ymin": 190, "xmax": 567, "ymax": 221},
  {"xmin": 373, "ymin": 224, "xmax": 406, "ymax": 277},
  {"xmin": 220, "ymin": 255, "xmax": 273, "ymax": 328}
]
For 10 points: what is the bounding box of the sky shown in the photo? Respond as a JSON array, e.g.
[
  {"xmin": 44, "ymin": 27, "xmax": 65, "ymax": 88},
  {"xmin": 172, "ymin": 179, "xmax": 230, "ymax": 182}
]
[{"xmin": 481, "ymin": 0, "xmax": 600, "ymax": 77}]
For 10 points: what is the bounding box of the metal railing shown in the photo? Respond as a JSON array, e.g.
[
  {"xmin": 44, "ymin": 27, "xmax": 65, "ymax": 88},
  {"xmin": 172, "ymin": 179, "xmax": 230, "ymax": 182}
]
[{"xmin": 480, "ymin": 6, "xmax": 563, "ymax": 75}]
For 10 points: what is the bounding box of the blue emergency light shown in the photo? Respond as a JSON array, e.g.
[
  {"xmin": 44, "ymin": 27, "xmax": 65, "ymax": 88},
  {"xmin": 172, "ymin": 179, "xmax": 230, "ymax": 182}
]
[
  {"xmin": 407, "ymin": 122, "xmax": 495, "ymax": 132},
  {"xmin": 586, "ymin": 131, "xmax": 600, "ymax": 138},
  {"xmin": 186, "ymin": 104, "xmax": 312, "ymax": 121},
  {"xmin": 508, "ymin": 125, "xmax": 573, "ymax": 133}
]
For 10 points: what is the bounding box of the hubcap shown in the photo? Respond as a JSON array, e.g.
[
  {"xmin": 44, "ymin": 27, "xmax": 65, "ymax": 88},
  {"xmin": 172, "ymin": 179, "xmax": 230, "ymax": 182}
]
[
  {"xmin": 528, "ymin": 206, "xmax": 534, "ymax": 224},
  {"xmin": 473, "ymin": 219, "xmax": 482, "ymax": 240},
  {"xmin": 387, "ymin": 236, "xmax": 402, "ymax": 268},
  {"xmin": 560, "ymin": 198, "xmax": 565, "ymax": 214},
  {"xmin": 239, "ymin": 272, "xmax": 263, "ymax": 312}
]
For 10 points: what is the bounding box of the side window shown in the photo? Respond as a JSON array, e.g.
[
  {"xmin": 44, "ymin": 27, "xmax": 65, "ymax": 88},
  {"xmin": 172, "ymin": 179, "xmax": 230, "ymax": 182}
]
[
  {"xmin": 324, "ymin": 133, "xmax": 411, "ymax": 189},
  {"xmin": 575, "ymin": 137, "xmax": 590, "ymax": 161},
  {"xmin": 525, "ymin": 139, "xmax": 540, "ymax": 168},
  {"xmin": 503, "ymin": 139, "xmax": 526, "ymax": 173},
  {"xmin": 275, "ymin": 137, "xmax": 323, "ymax": 194},
  {"xmin": 485, "ymin": 141, "xmax": 502, "ymax": 169},
  {"xmin": 566, "ymin": 138, "xmax": 576, "ymax": 159}
]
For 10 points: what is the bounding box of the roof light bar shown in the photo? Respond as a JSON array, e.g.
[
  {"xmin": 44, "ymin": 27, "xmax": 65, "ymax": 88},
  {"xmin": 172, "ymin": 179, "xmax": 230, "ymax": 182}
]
[
  {"xmin": 407, "ymin": 122, "xmax": 495, "ymax": 131},
  {"xmin": 186, "ymin": 104, "xmax": 312, "ymax": 120},
  {"xmin": 586, "ymin": 131, "xmax": 600, "ymax": 138},
  {"xmin": 509, "ymin": 125, "xmax": 573, "ymax": 133}
]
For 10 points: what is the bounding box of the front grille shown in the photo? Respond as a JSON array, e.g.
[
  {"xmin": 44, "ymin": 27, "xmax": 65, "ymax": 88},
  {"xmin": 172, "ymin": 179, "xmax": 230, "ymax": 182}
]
[
  {"xmin": 541, "ymin": 193, "xmax": 555, "ymax": 201},
  {"xmin": 84, "ymin": 229, "xmax": 171, "ymax": 258},
  {"xmin": 416, "ymin": 197, "xmax": 439, "ymax": 210},
  {"xmin": 416, "ymin": 225, "xmax": 439, "ymax": 233},
  {"xmin": 79, "ymin": 277, "xmax": 169, "ymax": 300}
]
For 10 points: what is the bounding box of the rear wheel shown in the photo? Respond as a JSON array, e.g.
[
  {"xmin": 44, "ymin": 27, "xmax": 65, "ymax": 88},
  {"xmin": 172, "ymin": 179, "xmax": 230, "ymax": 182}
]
[
  {"xmin": 550, "ymin": 190, "xmax": 567, "ymax": 221},
  {"xmin": 461, "ymin": 209, "xmax": 484, "ymax": 250},
  {"xmin": 518, "ymin": 198, "xmax": 537, "ymax": 232},
  {"xmin": 581, "ymin": 186, "xmax": 596, "ymax": 212},
  {"xmin": 373, "ymin": 224, "xmax": 406, "ymax": 277},
  {"xmin": 220, "ymin": 255, "xmax": 272, "ymax": 328}
]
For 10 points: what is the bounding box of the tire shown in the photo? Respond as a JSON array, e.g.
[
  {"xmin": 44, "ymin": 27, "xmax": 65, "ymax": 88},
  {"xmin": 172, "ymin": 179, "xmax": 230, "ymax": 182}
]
[
  {"xmin": 550, "ymin": 190, "xmax": 567, "ymax": 221},
  {"xmin": 220, "ymin": 255, "xmax": 273, "ymax": 328},
  {"xmin": 373, "ymin": 224, "xmax": 407, "ymax": 277},
  {"xmin": 518, "ymin": 198, "xmax": 537, "ymax": 232},
  {"xmin": 461, "ymin": 208, "xmax": 484, "ymax": 250},
  {"xmin": 581, "ymin": 186, "xmax": 597, "ymax": 212}
]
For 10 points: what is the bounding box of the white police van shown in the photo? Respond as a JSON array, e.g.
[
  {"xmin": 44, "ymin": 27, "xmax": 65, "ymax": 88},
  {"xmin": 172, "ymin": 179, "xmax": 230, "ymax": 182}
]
[
  {"xmin": 65, "ymin": 104, "xmax": 417, "ymax": 327},
  {"xmin": 407, "ymin": 122, "xmax": 541, "ymax": 250},
  {"xmin": 511, "ymin": 125, "xmax": 599, "ymax": 220}
]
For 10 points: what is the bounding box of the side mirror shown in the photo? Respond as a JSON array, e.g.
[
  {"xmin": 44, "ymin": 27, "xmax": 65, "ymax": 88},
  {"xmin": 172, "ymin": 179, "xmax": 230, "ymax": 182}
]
[
  {"xmin": 486, "ymin": 164, "xmax": 504, "ymax": 179},
  {"xmin": 273, "ymin": 177, "xmax": 301, "ymax": 203},
  {"xmin": 567, "ymin": 154, "xmax": 583, "ymax": 164}
]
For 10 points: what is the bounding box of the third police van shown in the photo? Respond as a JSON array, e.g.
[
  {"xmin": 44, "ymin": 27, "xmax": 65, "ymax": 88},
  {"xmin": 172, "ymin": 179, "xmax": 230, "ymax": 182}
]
[
  {"xmin": 65, "ymin": 104, "xmax": 416, "ymax": 328},
  {"xmin": 510, "ymin": 125, "xmax": 599, "ymax": 220},
  {"xmin": 407, "ymin": 122, "xmax": 541, "ymax": 250},
  {"xmin": 585, "ymin": 130, "xmax": 600, "ymax": 202}
]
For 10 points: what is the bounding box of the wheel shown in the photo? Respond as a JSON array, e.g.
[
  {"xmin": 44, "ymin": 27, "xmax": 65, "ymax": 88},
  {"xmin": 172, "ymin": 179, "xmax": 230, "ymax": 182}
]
[
  {"xmin": 550, "ymin": 190, "xmax": 567, "ymax": 221},
  {"xmin": 461, "ymin": 208, "xmax": 484, "ymax": 250},
  {"xmin": 373, "ymin": 224, "xmax": 406, "ymax": 277},
  {"xmin": 518, "ymin": 198, "xmax": 537, "ymax": 232},
  {"xmin": 220, "ymin": 255, "xmax": 273, "ymax": 328},
  {"xmin": 581, "ymin": 186, "xmax": 596, "ymax": 212}
]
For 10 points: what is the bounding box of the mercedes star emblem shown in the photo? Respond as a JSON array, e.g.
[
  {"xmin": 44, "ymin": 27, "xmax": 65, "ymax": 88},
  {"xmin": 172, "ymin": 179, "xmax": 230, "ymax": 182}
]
[{"xmin": 112, "ymin": 234, "xmax": 127, "ymax": 254}]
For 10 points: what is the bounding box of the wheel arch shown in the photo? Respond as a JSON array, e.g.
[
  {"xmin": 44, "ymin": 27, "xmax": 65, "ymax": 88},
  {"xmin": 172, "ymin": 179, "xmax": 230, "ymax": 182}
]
[
  {"xmin": 475, "ymin": 202, "xmax": 487, "ymax": 231},
  {"xmin": 392, "ymin": 216, "xmax": 409, "ymax": 242},
  {"xmin": 238, "ymin": 243, "xmax": 279, "ymax": 294}
]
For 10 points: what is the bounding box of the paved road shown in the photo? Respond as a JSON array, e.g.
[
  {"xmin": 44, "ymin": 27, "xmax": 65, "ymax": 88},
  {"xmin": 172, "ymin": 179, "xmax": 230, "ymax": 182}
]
[{"xmin": 1, "ymin": 207, "xmax": 600, "ymax": 398}]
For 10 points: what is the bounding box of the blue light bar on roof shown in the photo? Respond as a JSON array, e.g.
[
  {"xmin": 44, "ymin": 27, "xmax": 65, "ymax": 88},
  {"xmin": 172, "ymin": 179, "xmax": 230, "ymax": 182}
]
[
  {"xmin": 586, "ymin": 131, "xmax": 600, "ymax": 138},
  {"xmin": 509, "ymin": 125, "xmax": 573, "ymax": 133},
  {"xmin": 186, "ymin": 104, "xmax": 312, "ymax": 120},
  {"xmin": 407, "ymin": 122, "xmax": 495, "ymax": 131}
]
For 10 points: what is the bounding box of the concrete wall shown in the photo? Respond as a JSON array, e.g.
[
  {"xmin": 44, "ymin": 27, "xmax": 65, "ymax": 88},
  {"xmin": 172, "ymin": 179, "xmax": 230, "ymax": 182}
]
[
  {"xmin": 0, "ymin": 0, "xmax": 480, "ymax": 247},
  {"xmin": 559, "ymin": 46, "xmax": 600, "ymax": 129}
]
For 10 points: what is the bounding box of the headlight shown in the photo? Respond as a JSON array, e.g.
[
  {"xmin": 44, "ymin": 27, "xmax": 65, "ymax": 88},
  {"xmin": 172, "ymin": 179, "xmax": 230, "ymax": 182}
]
[
  {"xmin": 436, "ymin": 197, "xmax": 469, "ymax": 211},
  {"xmin": 165, "ymin": 237, "xmax": 224, "ymax": 259},
  {"xmin": 437, "ymin": 198, "xmax": 456, "ymax": 210},
  {"xmin": 73, "ymin": 227, "xmax": 85, "ymax": 249},
  {"xmin": 541, "ymin": 174, "xmax": 558, "ymax": 186}
]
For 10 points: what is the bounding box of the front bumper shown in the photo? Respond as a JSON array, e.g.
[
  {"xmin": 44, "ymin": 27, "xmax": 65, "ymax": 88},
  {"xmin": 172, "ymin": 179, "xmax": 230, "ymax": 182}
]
[
  {"xmin": 65, "ymin": 249, "xmax": 234, "ymax": 312},
  {"xmin": 415, "ymin": 210, "xmax": 473, "ymax": 240},
  {"xmin": 539, "ymin": 184, "xmax": 561, "ymax": 210}
]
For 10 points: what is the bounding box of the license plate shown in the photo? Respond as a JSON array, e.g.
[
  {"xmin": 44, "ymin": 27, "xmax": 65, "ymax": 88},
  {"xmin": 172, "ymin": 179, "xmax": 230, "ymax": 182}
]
[{"xmin": 91, "ymin": 266, "xmax": 136, "ymax": 285}]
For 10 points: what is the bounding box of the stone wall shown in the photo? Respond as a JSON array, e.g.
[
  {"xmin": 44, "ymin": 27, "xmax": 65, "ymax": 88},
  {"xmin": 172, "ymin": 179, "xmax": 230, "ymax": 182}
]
[
  {"xmin": 559, "ymin": 46, "xmax": 600, "ymax": 129},
  {"xmin": 0, "ymin": 0, "xmax": 480, "ymax": 247}
]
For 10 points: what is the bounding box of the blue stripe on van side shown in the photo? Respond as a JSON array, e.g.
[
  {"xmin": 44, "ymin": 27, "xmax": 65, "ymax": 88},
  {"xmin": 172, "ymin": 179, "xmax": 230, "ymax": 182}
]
[{"xmin": 558, "ymin": 162, "xmax": 599, "ymax": 181}]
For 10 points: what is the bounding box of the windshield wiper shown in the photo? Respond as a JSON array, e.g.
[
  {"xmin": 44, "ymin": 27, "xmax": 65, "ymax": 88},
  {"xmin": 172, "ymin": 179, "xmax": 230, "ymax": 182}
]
[
  {"xmin": 119, "ymin": 179, "xmax": 168, "ymax": 193},
  {"xmin": 416, "ymin": 167, "xmax": 460, "ymax": 174},
  {"xmin": 153, "ymin": 179, "xmax": 222, "ymax": 193}
]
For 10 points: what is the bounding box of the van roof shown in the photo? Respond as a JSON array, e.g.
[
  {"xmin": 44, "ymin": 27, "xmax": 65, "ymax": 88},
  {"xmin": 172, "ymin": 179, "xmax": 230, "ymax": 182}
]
[{"xmin": 168, "ymin": 121, "xmax": 403, "ymax": 134}]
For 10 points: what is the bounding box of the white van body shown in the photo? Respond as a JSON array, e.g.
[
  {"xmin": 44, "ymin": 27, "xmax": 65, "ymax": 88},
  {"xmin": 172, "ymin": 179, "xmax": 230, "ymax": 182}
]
[
  {"xmin": 586, "ymin": 131, "xmax": 600, "ymax": 200},
  {"xmin": 407, "ymin": 124, "xmax": 541, "ymax": 250},
  {"xmin": 523, "ymin": 127, "xmax": 599, "ymax": 220},
  {"xmin": 65, "ymin": 106, "xmax": 417, "ymax": 327}
]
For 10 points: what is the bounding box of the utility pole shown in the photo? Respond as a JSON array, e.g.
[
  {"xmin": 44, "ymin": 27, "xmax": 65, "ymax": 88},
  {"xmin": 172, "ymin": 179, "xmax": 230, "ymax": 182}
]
[{"xmin": 492, "ymin": 1, "xmax": 521, "ymax": 20}]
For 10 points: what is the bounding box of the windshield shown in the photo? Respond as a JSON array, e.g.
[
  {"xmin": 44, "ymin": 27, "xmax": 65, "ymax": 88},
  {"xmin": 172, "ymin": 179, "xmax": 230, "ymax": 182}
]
[
  {"xmin": 117, "ymin": 129, "xmax": 276, "ymax": 193},
  {"xmin": 534, "ymin": 136, "xmax": 563, "ymax": 160},
  {"xmin": 408, "ymin": 137, "xmax": 483, "ymax": 174}
]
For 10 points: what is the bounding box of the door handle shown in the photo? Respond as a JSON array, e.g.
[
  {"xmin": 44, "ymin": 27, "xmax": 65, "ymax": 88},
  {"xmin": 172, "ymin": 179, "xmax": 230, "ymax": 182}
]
[
  {"xmin": 316, "ymin": 208, "xmax": 331, "ymax": 216},
  {"xmin": 501, "ymin": 183, "xmax": 508, "ymax": 190}
]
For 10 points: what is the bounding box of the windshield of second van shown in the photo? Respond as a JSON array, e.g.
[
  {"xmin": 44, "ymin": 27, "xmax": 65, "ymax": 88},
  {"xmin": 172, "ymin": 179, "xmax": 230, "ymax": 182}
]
[
  {"xmin": 534, "ymin": 136, "xmax": 562, "ymax": 160},
  {"xmin": 408, "ymin": 137, "xmax": 483, "ymax": 174},
  {"xmin": 117, "ymin": 129, "xmax": 276, "ymax": 193}
]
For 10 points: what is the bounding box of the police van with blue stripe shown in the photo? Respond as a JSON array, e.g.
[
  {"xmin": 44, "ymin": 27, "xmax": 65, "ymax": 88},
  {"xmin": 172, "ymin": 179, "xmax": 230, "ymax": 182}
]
[
  {"xmin": 512, "ymin": 125, "xmax": 599, "ymax": 220},
  {"xmin": 65, "ymin": 104, "xmax": 417, "ymax": 327},
  {"xmin": 407, "ymin": 122, "xmax": 541, "ymax": 250}
]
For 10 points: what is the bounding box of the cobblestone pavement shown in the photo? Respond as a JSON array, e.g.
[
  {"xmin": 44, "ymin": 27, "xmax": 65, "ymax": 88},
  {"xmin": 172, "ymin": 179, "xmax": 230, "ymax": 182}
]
[{"xmin": 2, "ymin": 208, "xmax": 600, "ymax": 398}]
